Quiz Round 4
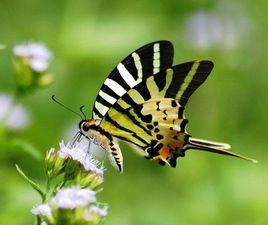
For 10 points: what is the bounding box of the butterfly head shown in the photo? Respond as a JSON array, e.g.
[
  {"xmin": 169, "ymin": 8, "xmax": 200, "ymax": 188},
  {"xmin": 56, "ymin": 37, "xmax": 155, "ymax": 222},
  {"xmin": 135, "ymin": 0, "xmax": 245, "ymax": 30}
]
[{"xmin": 79, "ymin": 119, "xmax": 96, "ymax": 135}]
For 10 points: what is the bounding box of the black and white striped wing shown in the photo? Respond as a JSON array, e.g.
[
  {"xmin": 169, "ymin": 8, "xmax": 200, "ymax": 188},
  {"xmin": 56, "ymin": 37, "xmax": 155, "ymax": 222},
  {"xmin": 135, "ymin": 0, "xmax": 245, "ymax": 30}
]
[{"xmin": 92, "ymin": 41, "xmax": 174, "ymax": 120}]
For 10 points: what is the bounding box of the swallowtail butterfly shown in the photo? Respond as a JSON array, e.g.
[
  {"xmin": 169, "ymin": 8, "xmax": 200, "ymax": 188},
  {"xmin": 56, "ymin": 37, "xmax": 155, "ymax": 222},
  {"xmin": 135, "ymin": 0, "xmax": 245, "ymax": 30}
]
[{"xmin": 77, "ymin": 40, "xmax": 256, "ymax": 172}]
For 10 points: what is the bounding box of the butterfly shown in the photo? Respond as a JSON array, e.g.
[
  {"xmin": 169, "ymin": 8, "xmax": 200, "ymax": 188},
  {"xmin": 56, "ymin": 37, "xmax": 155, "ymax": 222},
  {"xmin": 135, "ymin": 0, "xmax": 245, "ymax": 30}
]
[{"xmin": 76, "ymin": 40, "xmax": 256, "ymax": 172}]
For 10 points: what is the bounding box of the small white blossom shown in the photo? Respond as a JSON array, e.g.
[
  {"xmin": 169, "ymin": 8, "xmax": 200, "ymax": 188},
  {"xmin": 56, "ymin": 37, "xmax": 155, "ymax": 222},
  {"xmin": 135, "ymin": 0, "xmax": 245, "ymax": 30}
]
[
  {"xmin": 13, "ymin": 42, "xmax": 52, "ymax": 60},
  {"xmin": 51, "ymin": 186, "xmax": 96, "ymax": 209},
  {"xmin": 58, "ymin": 141, "xmax": 72, "ymax": 159},
  {"xmin": 57, "ymin": 140, "xmax": 105, "ymax": 176},
  {"xmin": 31, "ymin": 204, "xmax": 52, "ymax": 216},
  {"xmin": 13, "ymin": 42, "xmax": 52, "ymax": 72},
  {"xmin": 84, "ymin": 205, "xmax": 108, "ymax": 221},
  {"xmin": 0, "ymin": 93, "xmax": 30, "ymax": 131},
  {"xmin": 41, "ymin": 221, "xmax": 48, "ymax": 225}
]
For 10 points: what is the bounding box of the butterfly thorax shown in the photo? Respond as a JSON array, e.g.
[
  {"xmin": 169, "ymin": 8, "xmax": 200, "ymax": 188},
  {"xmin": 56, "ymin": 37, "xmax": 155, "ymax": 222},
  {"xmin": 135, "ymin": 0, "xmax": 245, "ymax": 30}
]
[{"xmin": 79, "ymin": 119, "xmax": 111, "ymax": 145}]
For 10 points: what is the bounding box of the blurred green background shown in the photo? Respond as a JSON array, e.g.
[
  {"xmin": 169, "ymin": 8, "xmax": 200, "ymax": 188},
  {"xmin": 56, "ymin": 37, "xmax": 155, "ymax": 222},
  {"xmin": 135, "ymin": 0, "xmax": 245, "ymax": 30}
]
[{"xmin": 0, "ymin": 0, "xmax": 267, "ymax": 224}]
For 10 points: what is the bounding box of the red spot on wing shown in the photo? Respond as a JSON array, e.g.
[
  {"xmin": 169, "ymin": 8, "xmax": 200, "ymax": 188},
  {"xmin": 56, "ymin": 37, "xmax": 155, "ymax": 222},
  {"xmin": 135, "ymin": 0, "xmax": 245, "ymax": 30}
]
[{"xmin": 159, "ymin": 140, "xmax": 184, "ymax": 159}]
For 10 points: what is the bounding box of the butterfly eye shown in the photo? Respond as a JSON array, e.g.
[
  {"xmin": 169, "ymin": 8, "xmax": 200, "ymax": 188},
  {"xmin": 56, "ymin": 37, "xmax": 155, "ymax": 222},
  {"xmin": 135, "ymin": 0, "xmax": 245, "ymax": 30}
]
[{"xmin": 82, "ymin": 122, "xmax": 90, "ymax": 132}]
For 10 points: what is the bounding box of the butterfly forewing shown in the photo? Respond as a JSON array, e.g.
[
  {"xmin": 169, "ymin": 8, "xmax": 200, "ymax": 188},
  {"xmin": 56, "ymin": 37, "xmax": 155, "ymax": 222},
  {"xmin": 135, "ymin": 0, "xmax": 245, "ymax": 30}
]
[{"xmin": 92, "ymin": 41, "xmax": 174, "ymax": 120}]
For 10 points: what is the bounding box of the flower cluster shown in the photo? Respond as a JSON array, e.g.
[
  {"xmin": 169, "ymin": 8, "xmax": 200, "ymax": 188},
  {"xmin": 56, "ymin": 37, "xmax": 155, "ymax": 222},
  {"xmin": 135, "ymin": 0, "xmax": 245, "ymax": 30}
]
[
  {"xmin": 13, "ymin": 41, "xmax": 53, "ymax": 93},
  {"xmin": 17, "ymin": 140, "xmax": 108, "ymax": 225},
  {"xmin": 32, "ymin": 186, "xmax": 108, "ymax": 225},
  {"xmin": 13, "ymin": 42, "xmax": 52, "ymax": 72},
  {"xmin": 45, "ymin": 141, "xmax": 105, "ymax": 189}
]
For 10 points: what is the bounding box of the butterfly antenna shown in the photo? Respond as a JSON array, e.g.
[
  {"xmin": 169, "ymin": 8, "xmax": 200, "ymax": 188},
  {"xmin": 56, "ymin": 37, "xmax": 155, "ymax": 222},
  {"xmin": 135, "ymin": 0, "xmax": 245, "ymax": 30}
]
[
  {"xmin": 79, "ymin": 105, "xmax": 87, "ymax": 119},
  {"xmin": 51, "ymin": 95, "xmax": 83, "ymax": 120}
]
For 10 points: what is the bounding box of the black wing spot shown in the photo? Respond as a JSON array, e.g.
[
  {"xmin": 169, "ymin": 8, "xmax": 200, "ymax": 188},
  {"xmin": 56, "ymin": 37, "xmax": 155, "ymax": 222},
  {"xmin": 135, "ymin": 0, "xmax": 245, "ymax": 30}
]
[
  {"xmin": 178, "ymin": 107, "xmax": 184, "ymax": 119},
  {"xmin": 180, "ymin": 119, "xmax": 188, "ymax": 132},
  {"xmin": 171, "ymin": 100, "xmax": 177, "ymax": 107},
  {"xmin": 156, "ymin": 101, "xmax": 161, "ymax": 111},
  {"xmin": 158, "ymin": 159, "xmax": 166, "ymax": 166},
  {"xmin": 156, "ymin": 134, "xmax": 164, "ymax": 140}
]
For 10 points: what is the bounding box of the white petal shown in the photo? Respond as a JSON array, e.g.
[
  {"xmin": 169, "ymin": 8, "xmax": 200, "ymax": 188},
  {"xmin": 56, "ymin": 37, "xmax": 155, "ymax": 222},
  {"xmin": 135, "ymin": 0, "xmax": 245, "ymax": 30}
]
[
  {"xmin": 31, "ymin": 204, "xmax": 52, "ymax": 216},
  {"xmin": 51, "ymin": 186, "xmax": 96, "ymax": 209},
  {"xmin": 29, "ymin": 59, "xmax": 48, "ymax": 72}
]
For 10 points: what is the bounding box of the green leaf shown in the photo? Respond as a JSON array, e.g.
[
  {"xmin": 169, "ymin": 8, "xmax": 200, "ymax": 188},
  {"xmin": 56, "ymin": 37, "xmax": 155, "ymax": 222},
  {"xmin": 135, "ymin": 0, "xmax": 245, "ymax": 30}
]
[
  {"xmin": 0, "ymin": 44, "xmax": 5, "ymax": 50},
  {"xmin": 16, "ymin": 164, "xmax": 46, "ymax": 201}
]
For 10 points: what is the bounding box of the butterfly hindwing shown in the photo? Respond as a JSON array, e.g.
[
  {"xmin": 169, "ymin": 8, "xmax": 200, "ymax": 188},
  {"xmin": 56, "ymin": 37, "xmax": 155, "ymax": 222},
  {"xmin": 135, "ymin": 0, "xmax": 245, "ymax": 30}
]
[
  {"xmin": 100, "ymin": 98, "xmax": 188, "ymax": 166},
  {"xmin": 92, "ymin": 41, "xmax": 174, "ymax": 120}
]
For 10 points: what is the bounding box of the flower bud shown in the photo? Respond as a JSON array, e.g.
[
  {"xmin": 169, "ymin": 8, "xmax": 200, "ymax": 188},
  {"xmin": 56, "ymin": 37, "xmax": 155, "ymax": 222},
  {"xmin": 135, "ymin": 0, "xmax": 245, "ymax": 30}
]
[{"xmin": 45, "ymin": 148, "xmax": 66, "ymax": 177}]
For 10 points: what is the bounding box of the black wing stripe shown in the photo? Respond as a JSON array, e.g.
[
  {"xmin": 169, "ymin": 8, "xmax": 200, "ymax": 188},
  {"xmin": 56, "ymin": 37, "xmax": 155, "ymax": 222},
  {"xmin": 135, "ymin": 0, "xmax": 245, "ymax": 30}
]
[
  {"xmin": 104, "ymin": 113, "xmax": 149, "ymax": 145},
  {"xmin": 103, "ymin": 78, "xmax": 127, "ymax": 97},
  {"xmin": 164, "ymin": 61, "xmax": 214, "ymax": 106},
  {"xmin": 108, "ymin": 68, "xmax": 132, "ymax": 90},
  {"xmin": 96, "ymin": 95, "xmax": 112, "ymax": 108},
  {"xmin": 112, "ymin": 102, "xmax": 149, "ymax": 134},
  {"xmin": 179, "ymin": 61, "xmax": 213, "ymax": 105},
  {"xmin": 165, "ymin": 62, "xmax": 194, "ymax": 99},
  {"xmin": 135, "ymin": 82, "xmax": 152, "ymax": 101},
  {"xmin": 100, "ymin": 84, "xmax": 120, "ymax": 99},
  {"xmin": 117, "ymin": 63, "xmax": 138, "ymax": 88},
  {"xmin": 92, "ymin": 105, "xmax": 103, "ymax": 118}
]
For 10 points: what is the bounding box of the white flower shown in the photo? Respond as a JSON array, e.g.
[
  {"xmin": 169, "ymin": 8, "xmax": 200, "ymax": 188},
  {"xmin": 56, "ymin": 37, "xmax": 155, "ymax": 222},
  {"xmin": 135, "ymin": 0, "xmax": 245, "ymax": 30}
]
[
  {"xmin": 0, "ymin": 93, "xmax": 30, "ymax": 131},
  {"xmin": 57, "ymin": 140, "xmax": 105, "ymax": 176},
  {"xmin": 13, "ymin": 42, "xmax": 52, "ymax": 60},
  {"xmin": 51, "ymin": 186, "xmax": 96, "ymax": 209},
  {"xmin": 31, "ymin": 204, "xmax": 52, "ymax": 216},
  {"xmin": 13, "ymin": 42, "xmax": 52, "ymax": 72},
  {"xmin": 84, "ymin": 205, "xmax": 108, "ymax": 221},
  {"xmin": 41, "ymin": 221, "xmax": 48, "ymax": 225}
]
